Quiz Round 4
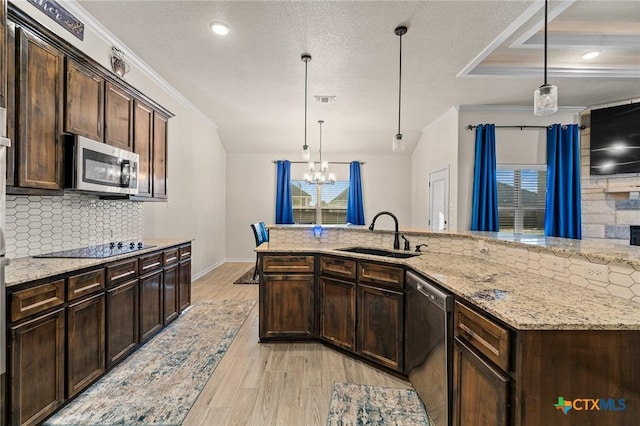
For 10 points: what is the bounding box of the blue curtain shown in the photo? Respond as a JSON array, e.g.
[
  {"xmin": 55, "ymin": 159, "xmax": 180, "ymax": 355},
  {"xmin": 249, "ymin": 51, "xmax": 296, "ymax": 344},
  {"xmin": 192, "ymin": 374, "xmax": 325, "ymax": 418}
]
[
  {"xmin": 346, "ymin": 161, "xmax": 365, "ymax": 225},
  {"xmin": 545, "ymin": 124, "xmax": 582, "ymax": 239},
  {"xmin": 471, "ymin": 124, "xmax": 499, "ymax": 231},
  {"xmin": 275, "ymin": 160, "xmax": 293, "ymax": 224}
]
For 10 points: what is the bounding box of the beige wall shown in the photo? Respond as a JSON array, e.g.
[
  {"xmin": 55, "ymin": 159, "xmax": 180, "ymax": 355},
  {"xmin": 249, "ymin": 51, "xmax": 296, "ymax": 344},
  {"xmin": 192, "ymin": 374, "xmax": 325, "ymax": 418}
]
[
  {"xmin": 226, "ymin": 153, "xmax": 412, "ymax": 260},
  {"xmin": 13, "ymin": 0, "xmax": 226, "ymax": 277}
]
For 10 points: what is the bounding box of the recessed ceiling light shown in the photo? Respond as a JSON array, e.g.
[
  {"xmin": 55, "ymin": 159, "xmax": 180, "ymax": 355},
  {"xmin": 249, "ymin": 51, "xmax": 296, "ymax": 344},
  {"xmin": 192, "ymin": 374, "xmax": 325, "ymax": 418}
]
[
  {"xmin": 582, "ymin": 51, "xmax": 600, "ymax": 60},
  {"xmin": 209, "ymin": 21, "xmax": 230, "ymax": 36}
]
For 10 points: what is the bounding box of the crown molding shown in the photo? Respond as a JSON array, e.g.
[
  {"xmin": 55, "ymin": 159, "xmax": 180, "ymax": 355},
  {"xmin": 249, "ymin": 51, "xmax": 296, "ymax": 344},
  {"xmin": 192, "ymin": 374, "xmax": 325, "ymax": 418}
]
[{"xmin": 62, "ymin": 0, "xmax": 217, "ymax": 129}]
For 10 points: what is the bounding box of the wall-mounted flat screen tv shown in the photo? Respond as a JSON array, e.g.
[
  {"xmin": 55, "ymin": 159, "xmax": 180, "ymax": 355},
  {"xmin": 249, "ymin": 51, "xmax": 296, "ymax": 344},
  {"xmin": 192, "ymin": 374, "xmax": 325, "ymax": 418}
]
[{"xmin": 590, "ymin": 102, "xmax": 640, "ymax": 175}]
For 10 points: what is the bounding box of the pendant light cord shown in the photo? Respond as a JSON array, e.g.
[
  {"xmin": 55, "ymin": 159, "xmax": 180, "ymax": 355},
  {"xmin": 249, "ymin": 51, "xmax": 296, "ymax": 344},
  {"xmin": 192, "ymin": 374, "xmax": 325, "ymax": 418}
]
[
  {"xmin": 304, "ymin": 58, "xmax": 308, "ymax": 148},
  {"xmin": 398, "ymin": 32, "xmax": 402, "ymax": 135},
  {"xmin": 544, "ymin": 0, "xmax": 548, "ymax": 85},
  {"xmin": 319, "ymin": 120, "xmax": 323, "ymax": 162}
]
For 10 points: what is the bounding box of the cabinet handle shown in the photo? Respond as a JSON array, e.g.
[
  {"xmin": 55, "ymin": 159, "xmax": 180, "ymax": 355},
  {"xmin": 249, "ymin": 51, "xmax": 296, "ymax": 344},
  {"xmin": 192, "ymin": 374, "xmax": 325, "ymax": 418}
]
[
  {"xmin": 73, "ymin": 282, "xmax": 102, "ymax": 294},
  {"xmin": 180, "ymin": 252, "xmax": 190, "ymax": 258},
  {"xmin": 458, "ymin": 323, "xmax": 499, "ymax": 357},
  {"xmin": 166, "ymin": 256, "xmax": 177, "ymax": 263},
  {"xmin": 143, "ymin": 261, "xmax": 161, "ymax": 270},
  {"xmin": 111, "ymin": 270, "xmax": 135, "ymax": 281}
]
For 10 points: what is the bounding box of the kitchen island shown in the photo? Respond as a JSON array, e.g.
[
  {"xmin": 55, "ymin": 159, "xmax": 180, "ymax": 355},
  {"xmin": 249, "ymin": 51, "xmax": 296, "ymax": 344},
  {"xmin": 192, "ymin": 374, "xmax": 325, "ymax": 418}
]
[{"xmin": 257, "ymin": 226, "xmax": 640, "ymax": 426}]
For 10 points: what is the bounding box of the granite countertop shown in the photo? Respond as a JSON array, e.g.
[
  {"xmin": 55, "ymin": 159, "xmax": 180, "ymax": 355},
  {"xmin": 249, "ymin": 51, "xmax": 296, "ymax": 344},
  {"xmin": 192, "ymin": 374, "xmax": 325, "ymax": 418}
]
[
  {"xmin": 5, "ymin": 238, "xmax": 192, "ymax": 288},
  {"xmin": 257, "ymin": 242, "xmax": 640, "ymax": 331}
]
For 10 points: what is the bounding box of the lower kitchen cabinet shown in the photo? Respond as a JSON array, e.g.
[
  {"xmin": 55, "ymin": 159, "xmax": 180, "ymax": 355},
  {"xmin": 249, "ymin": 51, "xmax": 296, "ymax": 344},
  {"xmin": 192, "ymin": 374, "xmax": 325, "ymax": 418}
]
[
  {"xmin": 66, "ymin": 293, "xmax": 105, "ymax": 398},
  {"xmin": 319, "ymin": 276, "xmax": 355, "ymax": 351},
  {"xmin": 106, "ymin": 278, "xmax": 139, "ymax": 368},
  {"xmin": 453, "ymin": 338, "xmax": 509, "ymax": 426},
  {"xmin": 9, "ymin": 308, "xmax": 65, "ymax": 426},
  {"xmin": 260, "ymin": 273, "xmax": 316, "ymax": 339},
  {"xmin": 163, "ymin": 263, "xmax": 179, "ymax": 324},
  {"xmin": 178, "ymin": 257, "xmax": 191, "ymax": 312},
  {"xmin": 356, "ymin": 283, "xmax": 404, "ymax": 372},
  {"xmin": 139, "ymin": 270, "xmax": 163, "ymax": 343}
]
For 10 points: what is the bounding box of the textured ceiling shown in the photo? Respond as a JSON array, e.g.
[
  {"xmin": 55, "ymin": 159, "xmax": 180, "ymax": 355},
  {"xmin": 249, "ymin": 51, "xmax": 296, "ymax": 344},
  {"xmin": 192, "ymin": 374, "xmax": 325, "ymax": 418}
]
[{"xmin": 75, "ymin": 0, "xmax": 640, "ymax": 156}]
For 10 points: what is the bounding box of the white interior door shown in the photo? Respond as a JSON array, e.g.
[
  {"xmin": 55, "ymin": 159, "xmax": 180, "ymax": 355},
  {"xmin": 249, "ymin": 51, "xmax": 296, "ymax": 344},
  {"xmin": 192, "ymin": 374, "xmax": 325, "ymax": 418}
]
[{"xmin": 429, "ymin": 167, "xmax": 449, "ymax": 231}]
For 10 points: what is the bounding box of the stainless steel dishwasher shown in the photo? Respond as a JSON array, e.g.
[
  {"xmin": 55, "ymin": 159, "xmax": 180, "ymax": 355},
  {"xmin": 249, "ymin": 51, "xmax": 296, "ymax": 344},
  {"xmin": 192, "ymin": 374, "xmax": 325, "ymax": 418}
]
[{"xmin": 405, "ymin": 271, "xmax": 453, "ymax": 426}]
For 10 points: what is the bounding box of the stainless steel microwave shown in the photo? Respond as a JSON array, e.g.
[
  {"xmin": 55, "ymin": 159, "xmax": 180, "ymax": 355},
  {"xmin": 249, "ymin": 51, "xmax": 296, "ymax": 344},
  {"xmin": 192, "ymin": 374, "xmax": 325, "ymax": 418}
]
[{"xmin": 65, "ymin": 135, "xmax": 139, "ymax": 195}]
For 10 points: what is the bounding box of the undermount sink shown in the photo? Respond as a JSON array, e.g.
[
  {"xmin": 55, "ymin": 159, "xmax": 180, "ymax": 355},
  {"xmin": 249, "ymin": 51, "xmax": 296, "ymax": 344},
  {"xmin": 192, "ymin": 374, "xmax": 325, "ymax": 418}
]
[{"xmin": 337, "ymin": 247, "xmax": 420, "ymax": 259}]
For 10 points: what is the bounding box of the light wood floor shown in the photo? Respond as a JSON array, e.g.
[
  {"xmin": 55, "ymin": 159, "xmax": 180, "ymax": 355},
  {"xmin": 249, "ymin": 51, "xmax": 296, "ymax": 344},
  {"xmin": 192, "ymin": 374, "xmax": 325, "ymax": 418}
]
[{"xmin": 182, "ymin": 262, "xmax": 411, "ymax": 426}]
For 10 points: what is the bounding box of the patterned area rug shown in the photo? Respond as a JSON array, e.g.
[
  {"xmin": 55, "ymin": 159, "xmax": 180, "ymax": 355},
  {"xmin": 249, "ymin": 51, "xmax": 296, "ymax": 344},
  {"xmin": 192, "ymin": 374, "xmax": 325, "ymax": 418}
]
[
  {"xmin": 45, "ymin": 299, "xmax": 255, "ymax": 426},
  {"xmin": 233, "ymin": 267, "xmax": 259, "ymax": 284},
  {"xmin": 327, "ymin": 383, "xmax": 432, "ymax": 426}
]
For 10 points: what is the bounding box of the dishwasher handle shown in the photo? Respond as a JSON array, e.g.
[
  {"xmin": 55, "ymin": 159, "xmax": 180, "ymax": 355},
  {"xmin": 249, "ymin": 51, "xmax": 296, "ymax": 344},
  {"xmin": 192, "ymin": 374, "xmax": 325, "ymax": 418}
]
[{"xmin": 407, "ymin": 271, "xmax": 453, "ymax": 312}]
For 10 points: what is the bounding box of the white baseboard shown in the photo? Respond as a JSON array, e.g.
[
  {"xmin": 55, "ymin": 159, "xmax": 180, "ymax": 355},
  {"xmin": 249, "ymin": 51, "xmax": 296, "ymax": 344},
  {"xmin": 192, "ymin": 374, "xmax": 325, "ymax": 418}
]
[{"xmin": 191, "ymin": 258, "xmax": 253, "ymax": 281}]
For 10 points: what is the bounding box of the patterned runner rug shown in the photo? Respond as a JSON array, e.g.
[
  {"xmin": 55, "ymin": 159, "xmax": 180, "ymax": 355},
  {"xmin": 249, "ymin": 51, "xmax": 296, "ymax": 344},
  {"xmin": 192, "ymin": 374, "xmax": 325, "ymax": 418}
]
[
  {"xmin": 46, "ymin": 299, "xmax": 255, "ymax": 426},
  {"xmin": 327, "ymin": 382, "xmax": 432, "ymax": 426},
  {"xmin": 233, "ymin": 267, "xmax": 259, "ymax": 284}
]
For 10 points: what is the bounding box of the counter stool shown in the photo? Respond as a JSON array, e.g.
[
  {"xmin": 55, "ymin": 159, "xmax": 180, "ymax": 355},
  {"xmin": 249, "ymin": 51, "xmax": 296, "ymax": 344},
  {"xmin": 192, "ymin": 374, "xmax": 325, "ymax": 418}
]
[{"xmin": 250, "ymin": 222, "xmax": 269, "ymax": 280}]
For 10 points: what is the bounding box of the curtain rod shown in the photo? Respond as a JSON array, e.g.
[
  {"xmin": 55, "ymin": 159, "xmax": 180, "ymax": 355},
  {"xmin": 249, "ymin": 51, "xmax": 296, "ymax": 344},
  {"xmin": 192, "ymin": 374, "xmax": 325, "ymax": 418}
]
[
  {"xmin": 272, "ymin": 160, "xmax": 365, "ymax": 165},
  {"xmin": 466, "ymin": 124, "xmax": 585, "ymax": 131}
]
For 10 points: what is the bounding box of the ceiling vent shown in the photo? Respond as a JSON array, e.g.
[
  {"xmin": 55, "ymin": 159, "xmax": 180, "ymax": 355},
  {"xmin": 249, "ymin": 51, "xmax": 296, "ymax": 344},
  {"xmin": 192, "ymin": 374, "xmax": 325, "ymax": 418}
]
[{"xmin": 313, "ymin": 95, "xmax": 337, "ymax": 103}]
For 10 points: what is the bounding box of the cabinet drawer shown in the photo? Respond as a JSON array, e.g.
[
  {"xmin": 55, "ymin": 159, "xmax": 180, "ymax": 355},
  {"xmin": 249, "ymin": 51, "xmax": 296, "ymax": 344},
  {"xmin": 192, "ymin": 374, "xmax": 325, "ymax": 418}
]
[
  {"xmin": 179, "ymin": 244, "xmax": 192, "ymax": 261},
  {"xmin": 139, "ymin": 252, "xmax": 163, "ymax": 275},
  {"xmin": 163, "ymin": 248, "xmax": 179, "ymax": 266},
  {"xmin": 357, "ymin": 261, "xmax": 404, "ymax": 290},
  {"xmin": 10, "ymin": 280, "xmax": 65, "ymax": 322},
  {"xmin": 320, "ymin": 256, "xmax": 356, "ymax": 280},
  {"xmin": 106, "ymin": 258, "xmax": 138, "ymax": 287},
  {"xmin": 263, "ymin": 255, "xmax": 314, "ymax": 274},
  {"xmin": 455, "ymin": 302, "xmax": 510, "ymax": 371},
  {"xmin": 67, "ymin": 269, "xmax": 105, "ymax": 301}
]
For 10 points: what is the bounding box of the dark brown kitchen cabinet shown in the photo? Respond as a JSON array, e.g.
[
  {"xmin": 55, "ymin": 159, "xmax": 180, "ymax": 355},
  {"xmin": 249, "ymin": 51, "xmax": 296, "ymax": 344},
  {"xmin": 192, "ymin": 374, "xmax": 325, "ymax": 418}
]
[
  {"xmin": 5, "ymin": 20, "xmax": 15, "ymax": 187},
  {"xmin": 453, "ymin": 338, "xmax": 509, "ymax": 426},
  {"xmin": 260, "ymin": 273, "xmax": 316, "ymax": 340},
  {"xmin": 179, "ymin": 258, "xmax": 191, "ymax": 312},
  {"xmin": 356, "ymin": 283, "xmax": 403, "ymax": 372},
  {"xmin": 0, "ymin": 0, "xmax": 6, "ymax": 108},
  {"xmin": 319, "ymin": 276, "xmax": 355, "ymax": 351},
  {"xmin": 152, "ymin": 111, "xmax": 168, "ymax": 198},
  {"xmin": 15, "ymin": 26, "xmax": 64, "ymax": 190},
  {"xmin": 139, "ymin": 269, "xmax": 163, "ymax": 344},
  {"xmin": 133, "ymin": 99, "xmax": 153, "ymax": 197},
  {"xmin": 106, "ymin": 278, "xmax": 138, "ymax": 368},
  {"xmin": 64, "ymin": 59, "xmax": 104, "ymax": 141},
  {"xmin": 104, "ymin": 81, "xmax": 133, "ymax": 151},
  {"xmin": 163, "ymin": 263, "xmax": 179, "ymax": 324},
  {"xmin": 9, "ymin": 308, "xmax": 65, "ymax": 426},
  {"xmin": 66, "ymin": 293, "xmax": 105, "ymax": 398}
]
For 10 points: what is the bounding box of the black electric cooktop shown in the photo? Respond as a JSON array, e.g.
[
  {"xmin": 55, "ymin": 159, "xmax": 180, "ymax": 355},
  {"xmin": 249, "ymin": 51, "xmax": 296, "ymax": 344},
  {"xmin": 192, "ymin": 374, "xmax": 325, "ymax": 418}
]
[{"xmin": 35, "ymin": 242, "xmax": 156, "ymax": 259}]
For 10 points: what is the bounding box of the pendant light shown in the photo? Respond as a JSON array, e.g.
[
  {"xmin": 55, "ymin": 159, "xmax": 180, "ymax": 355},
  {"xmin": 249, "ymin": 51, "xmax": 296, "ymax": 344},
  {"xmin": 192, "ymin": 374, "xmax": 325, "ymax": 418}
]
[
  {"xmin": 534, "ymin": 0, "xmax": 558, "ymax": 116},
  {"xmin": 304, "ymin": 120, "xmax": 336, "ymax": 185},
  {"xmin": 301, "ymin": 53, "xmax": 312, "ymax": 161},
  {"xmin": 393, "ymin": 25, "xmax": 407, "ymax": 153}
]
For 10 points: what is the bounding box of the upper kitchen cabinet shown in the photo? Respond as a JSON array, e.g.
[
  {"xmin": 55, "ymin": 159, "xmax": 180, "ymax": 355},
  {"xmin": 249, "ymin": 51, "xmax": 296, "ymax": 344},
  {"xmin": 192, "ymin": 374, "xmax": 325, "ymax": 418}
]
[
  {"xmin": 105, "ymin": 82, "xmax": 133, "ymax": 151},
  {"xmin": 64, "ymin": 59, "xmax": 104, "ymax": 141},
  {"xmin": 15, "ymin": 26, "xmax": 63, "ymax": 191},
  {"xmin": 0, "ymin": 0, "xmax": 7, "ymax": 108},
  {"xmin": 133, "ymin": 99, "xmax": 153, "ymax": 197},
  {"xmin": 152, "ymin": 112, "xmax": 168, "ymax": 199}
]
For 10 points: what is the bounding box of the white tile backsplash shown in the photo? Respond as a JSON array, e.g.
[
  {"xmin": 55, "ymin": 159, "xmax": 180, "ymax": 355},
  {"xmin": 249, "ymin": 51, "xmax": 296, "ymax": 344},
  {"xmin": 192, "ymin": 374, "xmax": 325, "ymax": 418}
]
[{"xmin": 5, "ymin": 193, "xmax": 144, "ymax": 258}]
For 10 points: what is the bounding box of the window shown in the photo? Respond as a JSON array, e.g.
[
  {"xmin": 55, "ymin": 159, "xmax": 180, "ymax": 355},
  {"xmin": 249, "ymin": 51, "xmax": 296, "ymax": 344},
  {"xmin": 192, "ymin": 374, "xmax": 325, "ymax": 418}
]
[
  {"xmin": 497, "ymin": 165, "xmax": 547, "ymax": 234},
  {"xmin": 290, "ymin": 180, "xmax": 349, "ymax": 224}
]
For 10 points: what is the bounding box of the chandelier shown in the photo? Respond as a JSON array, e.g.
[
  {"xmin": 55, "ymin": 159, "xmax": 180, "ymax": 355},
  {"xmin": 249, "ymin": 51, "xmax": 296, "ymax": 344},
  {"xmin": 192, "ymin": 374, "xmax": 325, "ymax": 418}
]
[{"xmin": 304, "ymin": 120, "xmax": 336, "ymax": 185}]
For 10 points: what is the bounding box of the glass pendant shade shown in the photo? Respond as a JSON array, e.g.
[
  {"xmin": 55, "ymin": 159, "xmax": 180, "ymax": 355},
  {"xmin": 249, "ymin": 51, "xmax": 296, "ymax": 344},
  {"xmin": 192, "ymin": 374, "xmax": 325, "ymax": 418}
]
[
  {"xmin": 534, "ymin": 84, "xmax": 558, "ymax": 116},
  {"xmin": 392, "ymin": 133, "xmax": 405, "ymax": 153},
  {"xmin": 301, "ymin": 145, "xmax": 311, "ymax": 161}
]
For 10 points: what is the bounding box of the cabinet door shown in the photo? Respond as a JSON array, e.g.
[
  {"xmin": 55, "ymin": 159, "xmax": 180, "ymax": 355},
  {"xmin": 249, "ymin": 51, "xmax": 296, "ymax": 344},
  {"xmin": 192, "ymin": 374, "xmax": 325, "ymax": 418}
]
[
  {"xmin": 179, "ymin": 258, "xmax": 191, "ymax": 312},
  {"xmin": 453, "ymin": 338, "xmax": 509, "ymax": 426},
  {"xmin": 260, "ymin": 274, "xmax": 316, "ymax": 340},
  {"xmin": 6, "ymin": 20, "xmax": 15, "ymax": 186},
  {"xmin": 320, "ymin": 277, "xmax": 355, "ymax": 351},
  {"xmin": 357, "ymin": 284, "xmax": 403, "ymax": 371},
  {"xmin": 163, "ymin": 263, "xmax": 179, "ymax": 324},
  {"xmin": 139, "ymin": 270, "xmax": 163, "ymax": 343},
  {"xmin": 152, "ymin": 112, "xmax": 168, "ymax": 198},
  {"xmin": 16, "ymin": 27, "xmax": 63, "ymax": 190},
  {"xmin": 10, "ymin": 308, "xmax": 65, "ymax": 426},
  {"xmin": 133, "ymin": 99, "xmax": 153, "ymax": 197},
  {"xmin": 0, "ymin": 0, "xmax": 6, "ymax": 108},
  {"xmin": 106, "ymin": 278, "xmax": 138, "ymax": 368},
  {"xmin": 64, "ymin": 59, "xmax": 104, "ymax": 141},
  {"xmin": 104, "ymin": 81, "xmax": 133, "ymax": 151},
  {"xmin": 67, "ymin": 293, "xmax": 105, "ymax": 398}
]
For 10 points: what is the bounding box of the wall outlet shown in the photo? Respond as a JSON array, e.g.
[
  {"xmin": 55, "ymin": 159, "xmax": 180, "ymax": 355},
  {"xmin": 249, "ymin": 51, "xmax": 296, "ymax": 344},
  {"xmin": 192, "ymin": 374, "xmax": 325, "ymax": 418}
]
[
  {"xmin": 541, "ymin": 255, "xmax": 566, "ymax": 272},
  {"xmin": 582, "ymin": 263, "xmax": 609, "ymax": 283}
]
